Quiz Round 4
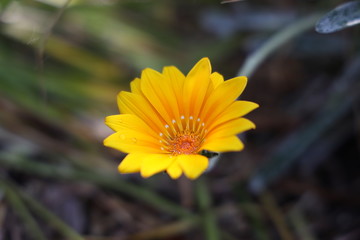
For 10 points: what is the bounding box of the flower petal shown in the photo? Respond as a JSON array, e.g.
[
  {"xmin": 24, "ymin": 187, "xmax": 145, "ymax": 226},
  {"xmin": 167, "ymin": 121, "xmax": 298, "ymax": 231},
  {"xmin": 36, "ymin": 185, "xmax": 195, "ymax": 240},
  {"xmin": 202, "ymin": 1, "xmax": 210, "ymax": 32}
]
[
  {"xmin": 105, "ymin": 114, "xmax": 158, "ymax": 139},
  {"xmin": 206, "ymin": 117, "xmax": 255, "ymax": 140},
  {"xmin": 162, "ymin": 66, "xmax": 185, "ymax": 83},
  {"xmin": 130, "ymin": 78, "xmax": 142, "ymax": 95},
  {"xmin": 140, "ymin": 154, "xmax": 174, "ymax": 178},
  {"xmin": 166, "ymin": 162, "xmax": 183, "ymax": 179},
  {"xmin": 177, "ymin": 154, "xmax": 208, "ymax": 179},
  {"xmin": 141, "ymin": 68, "xmax": 178, "ymax": 124},
  {"xmin": 117, "ymin": 91, "xmax": 164, "ymax": 133},
  {"xmin": 201, "ymin": 136, "xmax": 244, "ymax": 152},
  {"xmin": 210, "ymin": 72, "xmax": 224, "ymax": 88},
  {"xmin": 208, "ymin": 101, "xmax": 259, "ymax": 132},
  {"xmin": 118, "ymin": 153, "xmax": 147, "ymax": 173},
  {"xmin": 104, "ymin": 131, "xmax": 161, "ymax": 154},
  {"xmin": 163, "ymin": 66, "xmax": 185, "ymax": 116},
  {"xmin": 201, "ymin": 76, "xmax": 248, "ymax": 126},
  {"xmin": 184, "ymin": 57, "xmax": 212, "ymax": 119}
]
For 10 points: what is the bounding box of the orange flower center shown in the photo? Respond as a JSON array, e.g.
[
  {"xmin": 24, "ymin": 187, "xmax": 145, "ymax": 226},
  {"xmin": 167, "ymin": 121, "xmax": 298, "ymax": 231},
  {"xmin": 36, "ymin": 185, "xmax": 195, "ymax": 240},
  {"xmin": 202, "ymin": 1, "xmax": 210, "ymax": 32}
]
[
  {"xmin": 158, "ymin": 116, "xmax": 207, "ymax": 155},
  {"xmin": 168, "ymin": 132, "xmax": 202, "ymax": 155}
]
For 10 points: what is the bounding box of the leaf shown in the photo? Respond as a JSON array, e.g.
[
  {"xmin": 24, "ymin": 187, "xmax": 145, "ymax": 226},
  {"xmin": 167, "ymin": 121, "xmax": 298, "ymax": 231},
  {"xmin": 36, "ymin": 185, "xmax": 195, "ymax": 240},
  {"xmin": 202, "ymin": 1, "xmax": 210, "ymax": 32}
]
[{"xmin": 316, "ymin": 1, "xmax": 360, "ymax": 33}]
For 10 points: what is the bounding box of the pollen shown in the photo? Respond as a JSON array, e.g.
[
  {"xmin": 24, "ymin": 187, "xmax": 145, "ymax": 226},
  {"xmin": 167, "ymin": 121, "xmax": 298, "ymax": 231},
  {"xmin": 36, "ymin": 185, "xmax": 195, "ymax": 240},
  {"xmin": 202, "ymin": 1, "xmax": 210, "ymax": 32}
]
[{"xmin": 167, "ymin": 131, "xmax": 203, "ymax": 155}]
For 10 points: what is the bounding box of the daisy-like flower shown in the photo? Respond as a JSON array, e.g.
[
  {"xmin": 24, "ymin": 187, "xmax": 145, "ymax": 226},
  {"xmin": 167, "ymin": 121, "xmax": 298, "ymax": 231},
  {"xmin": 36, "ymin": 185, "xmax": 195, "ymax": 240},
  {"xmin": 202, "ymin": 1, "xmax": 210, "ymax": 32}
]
[{"xmin": 104, "ymin": 58, "xmax": 258, "ymax": 179}]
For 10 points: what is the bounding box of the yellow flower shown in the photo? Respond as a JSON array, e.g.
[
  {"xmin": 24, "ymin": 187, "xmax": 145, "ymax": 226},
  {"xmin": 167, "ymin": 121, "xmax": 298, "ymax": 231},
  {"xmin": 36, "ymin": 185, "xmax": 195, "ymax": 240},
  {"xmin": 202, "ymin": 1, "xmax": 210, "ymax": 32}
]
[{"xmin": 104, "ymin": 58, "xmax": 258, "ymax": 179}]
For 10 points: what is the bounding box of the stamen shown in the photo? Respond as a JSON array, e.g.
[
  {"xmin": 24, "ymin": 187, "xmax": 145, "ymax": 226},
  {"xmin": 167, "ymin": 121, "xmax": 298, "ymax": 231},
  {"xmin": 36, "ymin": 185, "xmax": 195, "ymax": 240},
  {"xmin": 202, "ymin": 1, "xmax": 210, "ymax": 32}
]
[
  {"xmin": 166, "ymin": 131, "xmax": 203, "ymax": 155},
  {"xmin": 190, "ymin": 116, "xmax": 196, "ymax": 131},
  {"xmin": 163, "ymin": 120, "xmax": 178, "ymax": 138},
  {"xmin": 199, "ymin": 126, "xmax": 208, "ymax": 136},
  {"xmin": 174, "ymin": 117, "xmax": 183, "ymax": 132}
]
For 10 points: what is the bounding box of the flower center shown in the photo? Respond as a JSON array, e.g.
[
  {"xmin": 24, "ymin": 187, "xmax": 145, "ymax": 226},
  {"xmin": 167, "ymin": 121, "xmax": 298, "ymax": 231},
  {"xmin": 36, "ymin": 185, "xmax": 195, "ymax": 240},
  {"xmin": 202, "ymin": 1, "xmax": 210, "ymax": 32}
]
[
  {"xmin": 158, "ymin": 116, "xmax": 207, "ymax": 155},
  {"xmin": 167, "ymin": 132, "xmax": 202, "ymax": 155}
]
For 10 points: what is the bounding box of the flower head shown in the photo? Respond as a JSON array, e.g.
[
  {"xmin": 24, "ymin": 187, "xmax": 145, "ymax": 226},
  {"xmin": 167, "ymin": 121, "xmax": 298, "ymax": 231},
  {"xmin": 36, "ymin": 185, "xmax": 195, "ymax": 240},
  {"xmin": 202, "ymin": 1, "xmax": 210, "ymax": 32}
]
[{"xmin": 104, "ymin": 58, "xmax": 258, "ymax": 179}]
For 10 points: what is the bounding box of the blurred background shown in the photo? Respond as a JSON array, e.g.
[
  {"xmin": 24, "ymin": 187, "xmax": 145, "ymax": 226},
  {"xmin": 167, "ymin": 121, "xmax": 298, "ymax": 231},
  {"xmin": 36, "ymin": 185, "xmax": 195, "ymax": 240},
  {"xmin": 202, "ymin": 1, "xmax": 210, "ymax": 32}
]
[{"xmin": 0, "ymin": 0, "xmax": 359, "ymax": 239}]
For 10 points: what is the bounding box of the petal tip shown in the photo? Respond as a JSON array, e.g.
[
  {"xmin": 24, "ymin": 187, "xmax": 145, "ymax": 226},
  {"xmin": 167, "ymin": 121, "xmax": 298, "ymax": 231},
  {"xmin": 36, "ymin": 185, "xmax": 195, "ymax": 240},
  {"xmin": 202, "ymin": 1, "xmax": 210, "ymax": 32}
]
[
  {"xmin": 237, "ymin": 76, "xmax": 248, "ymax": 84},
  {"xmin": 118, "ymin": 162, "xmax": 127, "ymax": 173},
  {"xmin": 117, "ymin": 91, "xmax": 129, "ymax": 100},
  {"xmin": 178, "ymin": 155, "xmax": 209, "ymax": 180},
  {"xmin": 167, "ymin": 163, "xmax": 183, "ymax": 179},
  {"xmin": 141, "ymin": 67, "xmax": 162, "ymax": 79},
  {"xmin": 243, "ymin": 118, "xmax": 256, "ymax": 130},
  {"xmin": 140, "ymin": 170, "xmax": 152, "ymax": 178},
  {"xmin": 199, "ymin": 57, "xmax": 210, "ymax": 63},
  {"xmin": 184, "ymin": 172, "xmax": 203, "ymax": 180},
  {"xmin": 168, "ymin": 172, "xmax": 182, "ymax": 180},
  {"xmin": 188, "ymin": 57, "xmax": 212, "ymax": 77},
  {"xmin": 118, "ymin": 163, "xmax": 137, "ymax": 175},
  {"xmin": 104, "ymin": 115, "xmax": 114, "ymax": 125},
  {"xmin": 200, "ymin": 57, "xmax": 211, "ymax": 68},
  {"xmin": 231, "ymin": 76, "xmax": 248, "ymax": 88},
  {"xmin": 103, "ymin": 136, "xmax": 112, "ymax": 147}
]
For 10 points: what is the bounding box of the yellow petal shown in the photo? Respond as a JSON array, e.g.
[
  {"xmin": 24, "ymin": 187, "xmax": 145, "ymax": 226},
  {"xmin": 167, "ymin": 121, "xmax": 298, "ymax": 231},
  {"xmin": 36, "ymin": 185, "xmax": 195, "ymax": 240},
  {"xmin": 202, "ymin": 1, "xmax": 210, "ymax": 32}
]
[
  {"xmin": 105, "ymin": 114, "xmax": 158, "ymax": 139},
  {"xmin": 166, "ymin": 162, "xmax": 183, "ymax": 179},
  {"xmin": 162, "ymin": 66, "xmax": 185, "ymax": 83},
  {"xmin": 206, "ymin": 118, "xmax": 255, "ymax": 140},
  {"xmin": 187, "ymin": 57, "xmax": 211, "ymax": 78},
  {"xmin": 104, "ymin": 132, "xmax": 161, "ymax": 154},
  {"xmin": 118, "ymin": 153, "xmax": 147, "ymax": 173},
  {"xmin": 105, "ymin": 114, "xmax": 124, "ymax": 132},
  {"xmin": 130, "ymin": 78, "xmax": 142, "ymax": 95},
  {"xmin": 201, "ymin": 76, "xmax": 247, "ymax": 125},
  {"xmin": 201, "ymin": 136, "xmax": 244, "ymax": 152},
  {"xmin": 163, "ymin": 66, "xmax": 185, "ymax": 116},
  {"xmin": 183, "ymin": 57, "xmax": 212, "ymax": 118},
  {"xmin": 117, "ymin": 91, "xmax": 164, "ymax": 133},
  {"xmin": 210, "ymin": 72, "xmax": 224, "ymax": 88},
  {"xmin": 141, "ymin": 68, "xmax": 176, "ymax": 124},
  {"xmin": 142, "ymin": 67, "xmax": 181, "ymax": 122},
  {"xmin": 177, "ymin": 154, "xmax": 208, "ymax": 179},
  {"xmin": 208, "ymin": 101, "xmax": 259, "ymax": 132},
  {"xmin": 140, "ymin": 154, "xmax": 174, "ymax": 178}
]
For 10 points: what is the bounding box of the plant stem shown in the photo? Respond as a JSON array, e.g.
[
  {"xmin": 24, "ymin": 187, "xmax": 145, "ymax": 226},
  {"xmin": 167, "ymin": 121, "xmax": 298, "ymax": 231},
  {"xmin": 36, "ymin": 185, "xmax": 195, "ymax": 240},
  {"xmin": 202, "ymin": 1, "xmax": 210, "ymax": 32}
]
[
  {"xmin": 289, "ymin": 206, "xmax": 317, "ymax": 240},
  {"xmin": 196, "ymin": 177, "xmax": 220, "ymax": 240},
  {"xmin": 260, "ymin": 191, "xmax": 294, "ymax": 240},
  {"xmin": 238, "ymin": 13, "xmax": 322, "ymax": 78}
]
